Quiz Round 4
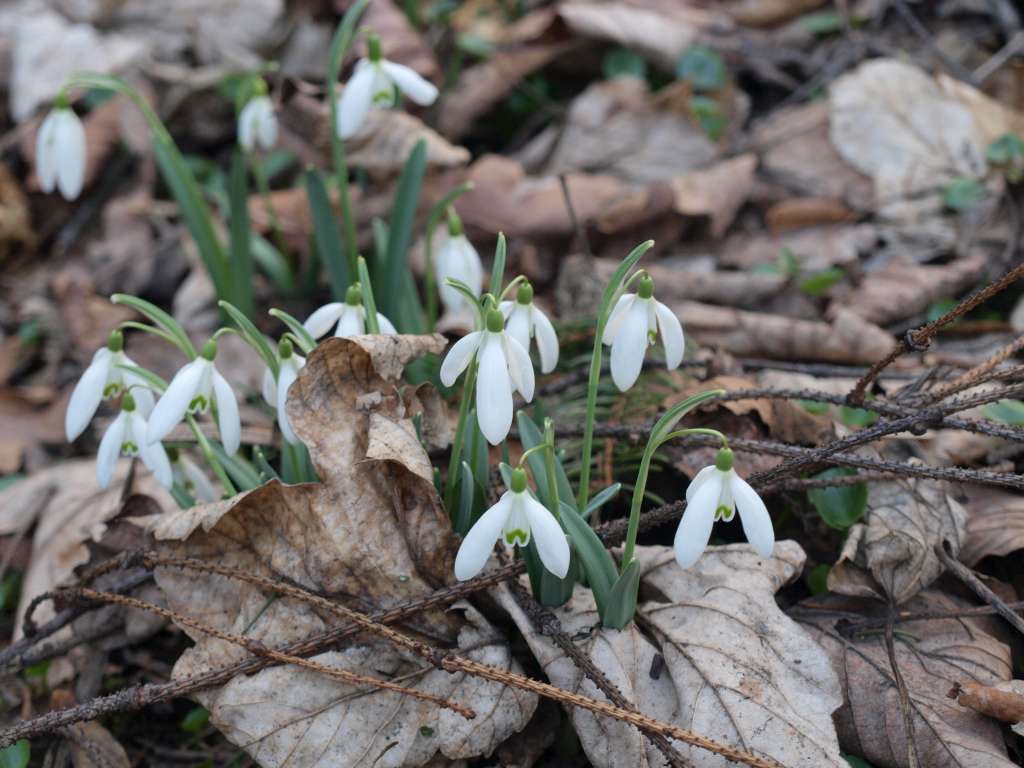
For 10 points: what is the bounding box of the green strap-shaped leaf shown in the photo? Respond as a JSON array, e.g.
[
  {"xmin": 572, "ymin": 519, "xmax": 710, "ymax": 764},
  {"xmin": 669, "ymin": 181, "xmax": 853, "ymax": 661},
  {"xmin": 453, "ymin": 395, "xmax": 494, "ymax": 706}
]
[
  {"xmin": 304, "ymin": 169, "xmax": 350, "ymax": 299},
  {"xmin": 559, "ymin": 500, "xmax": 617, "ymax": 615},
  {"xmin": 381, "ymin": 140, "xmax": 427, "ymax": 331},
  {"xmin": 227, "ymin": 148, "xmax": 254, "ymax": 316},
  {"xmin": 112, "ymin": 294, "xmax": 195, "ymax": 358},
  {"xmin": 601, "ymin": 559, "xmax": 641, "ymax": 629}
]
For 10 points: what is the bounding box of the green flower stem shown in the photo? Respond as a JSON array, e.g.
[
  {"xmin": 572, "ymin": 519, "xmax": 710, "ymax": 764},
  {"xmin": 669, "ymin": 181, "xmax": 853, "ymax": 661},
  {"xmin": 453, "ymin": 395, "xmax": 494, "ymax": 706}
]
[
  {"xmin": 357, "ymin": 256, "xmax": 380, "ymax": 333},
  {"xmin": 186, "ymin": 415, "xmax": 237, "ymax": 497},
  {"xmin": 444, "ymin": 362, "xmax": 477, "ymax": 512},
  {"xmin": 543, "ymin": 419, "xmax": 561, "ymax": 519},
  {"xmin": 250, "ymin": 153, "xmax": 289, "ymax": 260},
  {"xmin": 577, "ymin": 240, "xmax": 653, "ymax": 512}
]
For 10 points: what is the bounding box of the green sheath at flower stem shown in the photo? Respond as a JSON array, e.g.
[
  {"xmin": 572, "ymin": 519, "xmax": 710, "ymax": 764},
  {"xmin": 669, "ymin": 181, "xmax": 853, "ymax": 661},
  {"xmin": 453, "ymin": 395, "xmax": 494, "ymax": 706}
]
[
  {"xmin": 485, "ymin": 308, "xmax": 504, "ymax": 333},
  {"xmin": 367, "ymin": 32, "xmax": 382, "ymax": 62},
  {"xmin": 201, "ymin": 339, "xmax": 217, "ymax": 361},
  {"xmin": 446, "ymin": 207, "xmax": 463, "ymax": 237},
  {"xmin": 714, "ymin": 447, "xmax": 734, "ymax": 472},
  {"xmin": 107, "ymin": 330, "xmax": 124, "ymax": 352},
  {"xmin": 278, "ymin": 338, "xmax": 294, "ymax": 359},
  {"xmin": 637, "ymin": 273, "xmax": 654, "ymax": 299},
  {"xmin": 516, "ymin": 281, "xmax": 534, "ymax": 305},
  {"xmin": 510, "ymin": 467, "xmax": 528, "ymax": 493},
  {"xmin": 345, "ymin": 283, "xmax": 363, "ymax": 306}
]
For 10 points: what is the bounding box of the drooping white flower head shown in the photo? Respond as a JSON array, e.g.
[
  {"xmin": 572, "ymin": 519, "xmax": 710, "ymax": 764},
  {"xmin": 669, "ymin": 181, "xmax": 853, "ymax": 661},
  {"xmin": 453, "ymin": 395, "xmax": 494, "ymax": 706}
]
[
  {"xmin": 336, "ymin": 32, "xmax": 439, "ymax": 139},
  {"xmin": 261, "ymin": 339, "xmax": 306, "ymax": 445},
  {"xmin": 499, "ymin": 281, "xmax": 559, "ymax": 374},
  {"xmin": 238, "ymin": 90, "xmax": 278, "ymax": 152},
  {"xmin": 440, "ymin": 307, "xmax": 535, "ymax": 445},
  {"xmin": 303, "ymin": 284, "xmax": 398, "ymax": 339},
  {"xmin": 66, "ymin": 330, "xmax": 155, "ymax": 442},
  {"xmin": 454, "ymin": 466, "xmax": 570, "ymax": 581},
  {"xmin": 36, "ymin": 101, "xmax": 86, "ymax": 201},
  {"xmin": 168, "ymin": 448, "xmax": 218, "ymax": 503},
  {"xmin": 436, "ymin": 209, "xmax": 483, "ymax": 314},
  {"xmin": 674, "ymin": 448, "xmax": 773, "ymax": 568},
  {"xmin": 96, "ymin": 393, "xmax": 173, "ymax": 490},
  {"xmin": 146, "ymin": 339, "xmax": 241, "ymax": 455},
  {"xmin": 602, "ymin": 274, "xmax": 684, "ymax": 392}
]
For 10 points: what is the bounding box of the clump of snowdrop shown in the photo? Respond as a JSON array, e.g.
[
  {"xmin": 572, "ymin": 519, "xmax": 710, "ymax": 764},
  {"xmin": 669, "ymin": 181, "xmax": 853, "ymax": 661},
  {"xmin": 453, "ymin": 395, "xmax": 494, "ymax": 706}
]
[
  {"xmin": 500, "ymin": 281, "xmax": 559, "ymax": 374},
  {"xmin": 674, "ymin": 447, "xmax": 773, "ymax": 567},
  {"xmin": 436, "ymin": 209, "xmax": 483, "ymax": 314},
  {"xmin": 261, "ymin": 339, "xmax": 306, "ymax": 445},
  {"xmin": 440, "ymin": 307, "xmax": 535, "ymax": 445},
  {"xmin": 454, "ymin": 466, "xmax": 569, "ymax": 580},
  {"xmin": 66, "ymin": 330, "xmax": 154, "ymax": 442},
  {"xmin": 304, "ymin": 284, "xmax": 398, "ymax": 339},
  {"xmin": 146, "ymin": 339, "xmax": 241, "ymax": 455},
  {"xmin": 603, "ymin": 274, "xmax": 684, "ymax": 391},
  {"xmin": 36, "ymin": 96, "xmax": 86, "ymax": 201},
  {"xmin": 97, "ymin": 393, "xmax": 172, "ymax": 490},
  {"xmin": 336, "ymin": 32, "xmax": 439, "ymax": 139},
  {"xmin": 237, "ymin": 80, "xmax": 277, "ymax": 152}
]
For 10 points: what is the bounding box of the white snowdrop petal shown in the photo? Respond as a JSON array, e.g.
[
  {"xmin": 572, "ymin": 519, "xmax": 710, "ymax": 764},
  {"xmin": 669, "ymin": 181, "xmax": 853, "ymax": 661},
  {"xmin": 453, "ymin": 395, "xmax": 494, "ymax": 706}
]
[
  {"xmin": 335, "ymin": 305, "xmax": 364, "ymax": 336},
  {"xmin": 337, "ymin": 62, "xmax": 376, "ymax": 139},
  {"xmin": 531, "ymin": 305, "xmax": 559, "ymax": 374},
  {"xmin": 654, "ymin": 300, "xmax": 685, "ymax": 370},
  {"xmin": 376, "ymin": 313, "xmax": 398, "ymax": 334},
  {"xmin": 674, "ymin": 472, "xmax": 722, "ymax": 567},
  {"xmin": 181, "ymin": 457, "xmax": 217, "ymax": 502},
  {"xmin": 65, "ymin": 349, "xmax": 112, "ymax": 441},
  {"xmin": 685, "ymin": 465, "xmax": 718, "ymax": 503},
  {"xmin": 303, "ymin": 302, "xmax": 345, "ymax": 339},
  {"xmin": 476, "ymin": 335, "xmax": 513, "ymax": 445},
  {"xmin": 254, "ymin": 98, "xmax": 278, "ymax": 149},
  {"xmin": 36, "ymin": 112, "xmax": 59, "ymax": 193},
  {"xmin": 147, "ymin": 359, "xmax": 206, "ymax": 445},
  {"xmin": 439, "ymin": 331, "xmax": 483, "ymax": 387},
  {"xmin": 136, "ymin": 412, "xmax": 172, "ymax": 490},
  {"xmin": 454, "ymin": 492, "xmax": 513, "ymax": 580},
  {"xmin": 505, "ymin": 305, "xmax": 531, "ymax": 355},
  {"xmin": 379, "ymin": 60, "xmax": 439, "ymax": 105},
  {"xmin": 609, "ymin": 298, "xmax": 650, "ymax": 391},
  {"xmin": 96, "ymin": 412, "xmax": 127, "ymax": 489},
  {"xmin": 522, "ymin": 495, "xmax": 570, "ymax": 578},
  {"xmin": 120, "ymin": 356, "xmax": 155, "ymax": 417},
  {"xmin": 261, "ymin": 367, "xmax": 276, "ymax": 407},
  {"xmin": 602, "ymin": 294, "xmax": 633, "ymax": 345},
  {"xmin": 237, "ymin": 98, "xmax": 259, "ymax": 151},
  {"xmin": 212, "ymin": 370, "xmax": 241, "ymax": 455},
  {"xmin": 498, "ymin": 300, "xmax": 514, "ymax": 319},
  {"xmin": 275, "ymin": 361, "xmax": 300, "ymax": 444},
  {"xmin": 54, "ymin": 110, "xmax": 86, "ymax": 200},
  {"xmin": 503, "ymin": 334, "xmax": 535, "ymax": 402},
  {"xmin": 731, "ymin": 473, "xmax": 774, "ymax": 558}
]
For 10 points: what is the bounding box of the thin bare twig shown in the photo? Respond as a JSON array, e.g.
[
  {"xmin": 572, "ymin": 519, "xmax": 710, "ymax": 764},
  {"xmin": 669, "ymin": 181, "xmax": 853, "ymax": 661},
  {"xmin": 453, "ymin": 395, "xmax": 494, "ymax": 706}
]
[
  {"xmin": 933, "ymin": 543, "xmax": 1024, "ymax": 637},
  {"xmin": 885, "ymin": 602, "xmax": 921, "ymax": 768},
  {"xmin": 558, "ymin": 173, "xmax": 594, "ymax": 261}
]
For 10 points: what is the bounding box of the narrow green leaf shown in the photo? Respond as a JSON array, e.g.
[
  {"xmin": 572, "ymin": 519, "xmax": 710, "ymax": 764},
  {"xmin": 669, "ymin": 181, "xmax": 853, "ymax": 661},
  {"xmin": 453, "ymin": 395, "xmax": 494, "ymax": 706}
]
[
  {"xmin": 602, "ymin": 559, "xmax": 641, "ymax": 629},
  {"xmin": 517, "ymin": 412, "xmax": 572, "ymax": 509},
  {"xmin": 455, "ymin": 461, "xmax": 475, "ymax": 535},
  {"xmin": 304, "ymin": 169, "xmax": 350, "ymax": 298},
  {"xmin": 268, "ymin": 309, "xmax": 317, "ymax": 355},
  {"xmin": 181, "ymin": 706, "xmax": 210, "ymax": 733},
  {"xmin": 559, "ymin": 500, "xmax": 617, "ymax": 615},
  {"xmin": 382, "ymin": 140, "xmax": 428, "ymax": 330},
  {"xmin": 983, "ymin": 398, "xmax": 1024, "ymax": 425},
  {"xmin": 839, "ymin": 403, "xmax": 878, "ymax": 428},
  {"xmin": 0, "ymin": 572, "xmax": 21, "ymax": 612},
  {"xmin": 806, "ymin": 564, "xmax": 830, "ymax": 595},
  {"xmin": 524, "ymin": 539, "xmax": 576, "ymax": 607},
  {"xmin": 357, "ymin": 256, "xmax": 380, "ymax": 334},
  {"xmin": 251, "ymin": 234, "xmax": 295, "ymax": 294},
  {"xmin": 219, "ymin": 300, "xmax": 278, "ymax": 376},
  {"xmin": 209, "ymin": 443, "xmax": 263, "ymax": 490},
  {"xmin": 227, "ymin": 148, "xmax": 254, "ymax": 316},
  {"xmin": 490, "ymin": 233, "xmax": 507, "ymax": 296},
  {"xmin": 253, "ymin": 447, "xmax": 281, "ymax": 483},
  {"xmin": 807, "ymin": 468, "xmax": 868, "ymax": 530},
  {"xmin": 0, "ymin": 740, "xmax": 29, "ymax": 768},
  {"xmin": 111, "ymin": 294, "xmax": 195, "ymax": 358},
  {"xmin": 583, "ymin": 483, "xmax": 621, "ymax": 519},
  {"xmin": 799, "ymin": 267, "xmax": 845, "ymax": 297}
]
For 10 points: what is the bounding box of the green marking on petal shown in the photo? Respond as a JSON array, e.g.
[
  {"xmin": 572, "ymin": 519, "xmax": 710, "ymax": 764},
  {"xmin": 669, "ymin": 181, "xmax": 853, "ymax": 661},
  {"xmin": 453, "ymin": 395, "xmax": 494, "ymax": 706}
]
[
  {"xmin": 103, "ymin": 383, "xmax": 123, "ymax": 398},
  {"xmin": 121, "ymin": 441, "xmax": 139, "ymax": 456},
  {"xmin": 504, "ymin": 529, "xmax": 529, "ymax": 547},
  {"xmin": 188, "ymin": 394, "xmax": 209, "ymax": 413},
  {"xmin": 714, "ymin": 504, "xmax": 732, "ymax": 521}
]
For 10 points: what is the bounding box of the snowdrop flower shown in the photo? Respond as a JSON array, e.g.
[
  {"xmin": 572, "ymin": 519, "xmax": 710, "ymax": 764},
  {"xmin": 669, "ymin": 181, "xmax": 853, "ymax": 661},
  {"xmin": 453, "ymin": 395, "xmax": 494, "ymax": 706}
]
[
  {"xmin": 337, "ymin": 32, "xmax": 439, "ymax": 139},
  {"xmin": 455, "ymin": 467, "xmax": 569, "ymax": 580},
  {"xmin": 303, "ymin": 284, "xmax": 398, "ymax": 339},
  {"xmin": 146, "ymin": 339, "xmax": 241, "ymax": 455},
  {"xmin": 674, "ymin": 448, "xmax": 773, "ymax": 568},
  {"xmin": 261, "ymin": 339, "xmax": 306, "ymax": 444},
  {"xmin": 500, "ymin": 281, "xmax": 558, "ymax": 374},
  {"xmin": 66, "ymin": 330, "xmax": 155, "ymax": 442},
  {"xmin": 237, "ymin": 89, "xmax": 277, "ymax": 152},
  {"xmin": 96, "ymin": 393, "xmax": 172, "ymax": 490},
  {"xmin": 168, "ymin": 448, "xmax": 218, "ymax": 503},
  {"xmin": 436, "ymin": 209, "xmax": 483, "ymax": 313},
  {"xmin": 440, "ymin": 308, "xmax": 535, "ymax": 445},
  {"xmin": 36, "ymin": 100, "xmax": 86, "ymax": 201},
  {"xmin": 602, "ymin": 274, "xmax": 684, "ymax": 392}
]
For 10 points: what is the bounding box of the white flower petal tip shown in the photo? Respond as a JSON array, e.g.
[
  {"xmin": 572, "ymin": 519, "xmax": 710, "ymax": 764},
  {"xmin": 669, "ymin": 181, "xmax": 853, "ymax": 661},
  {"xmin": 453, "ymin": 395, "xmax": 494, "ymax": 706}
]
[
  {"xmin": 604, "ymin": 285, "xmax": 685, "ymax": 390},
  {"xmin": 37, "ymin": 108, "xmax": 86, "ymax": 201},
  {"xmin": 238, "ymin": 95, "xmax": 278, "ymax": 151},
  {"xmin": 674, "ymin": 464, "xmax": 773, "ymax": 568},
  {"xmin": 436, "ymin": 234, "xmax": 483, "ymax": 313}
]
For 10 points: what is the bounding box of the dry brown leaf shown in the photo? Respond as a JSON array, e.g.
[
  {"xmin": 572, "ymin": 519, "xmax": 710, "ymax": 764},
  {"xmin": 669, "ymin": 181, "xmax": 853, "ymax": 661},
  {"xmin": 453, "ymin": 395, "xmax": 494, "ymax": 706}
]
[
  {"xmin": 0, "ymin": 387, "xmax": 70, "ymax": 474},
  {"xmin": 828, "ymin": 475, "xmax": 967, "ymax": 604},
  {"xmin": 960, "ymin": 487, "xmax": 1024, "ymax": 566},
  {"xmin": 153, "ymin": 335, "xmax": 537, "ymax": 767},
  {"xmin": 718, "ymin": 223, "xmax": 878, "ymax": 271},
  {"xmin": 345, "ymin": 108, "xmax": 471, "ymax": 173},
  {"xmin": 722, "ymin": 0, "xmax": 829, "ymax": 26},
  {"xmin": 765, "ymin": 198, "xmax": 855, "ymax": 233},
  {"xmin": 796, "ymin": 589, "xmax": 1016, "ymax": 767},
  {"xmin": 558, "ymin": 2, "xmax": 733, "ymax": 71},
  {"xmin": 51, "ymin": 269, "xmax": 137, "ymax": 353},
  {"xmin": 65, "ymin": 721, "xmax": 131, "ymax": 768},
  {"xmin": 954, "ymin": 680, "xmax": 1024, "ymax": 725},
  {"xmin": 829, "ymin": 252, "xmax": 989, "ymax": 326},
  {"xmin": 674, "ymin": 301, "xmax": 894, "ymax": 364},
  {"xmin": 0, "ymin": 163, "xmax": 34, "ymax": 260},
  {"xmin": 697, "ymin": 375, "xmax": 834, "ymax": 445},
  {"xmin": 671, "ymin": 154, "xmax": 757, "ymax": 236},
  {"xmin": 0, "ymin": 459, "xmax": 172, "ymax": 639},
  {"xmin": 497, "ymin": 542, "xmax": 847, "ymax": 768}
]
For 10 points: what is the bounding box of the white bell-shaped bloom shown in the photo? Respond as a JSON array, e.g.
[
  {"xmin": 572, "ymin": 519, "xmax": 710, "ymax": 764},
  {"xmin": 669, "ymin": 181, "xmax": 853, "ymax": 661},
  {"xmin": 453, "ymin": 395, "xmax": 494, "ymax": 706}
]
[
  {"xmin": 336, "ymin": 33, "xmax": 439, "ymax": 139},
  {"xmin": 146, "ymin": 340, "xmax": 241, "ymax": 455},
  {"xmin": 602, "ymin": 274, "xmax": 684, "ymax": 392},
  {"xmin": 500, "ymin": 281, "xmax": 558, "ymax": 374},
  {"xmin": 261, "ymin": 340, "xmax": 306, "ymax": 444},
  {"xmin": 440, "ymin": 308, "xmax": 535, "ymax": 445},
  {"xmin": 96, "ymin": 394, "xmax": 172, "ymax": 490},
  {"xmin": 455, "ymin": 467, "xmax": 569, "ymax": 580},
  {"xmin": 66, "ymin": 331, "xmax": 155, "ymax": 442},
  {"xmin": 303, "ymin": 285, "xmax": 398, "ymax": 339},
  {"xmin": 436, "ymin": 211, "xmax": 483, "ymax": 313},
  {"xmin": 169, "ymin": 450, "xmax": 218, "ymax": 502},
  {"xmin": 674, "ymin": 448, "xmax": 773, "ymax": 568},
  {"xmin": 36, "ymin": 105, "xmax": 86, "ymax": 201},
  {"xmin": 238, "ymin": 94, "xmax": 277, "ymax": 151}
]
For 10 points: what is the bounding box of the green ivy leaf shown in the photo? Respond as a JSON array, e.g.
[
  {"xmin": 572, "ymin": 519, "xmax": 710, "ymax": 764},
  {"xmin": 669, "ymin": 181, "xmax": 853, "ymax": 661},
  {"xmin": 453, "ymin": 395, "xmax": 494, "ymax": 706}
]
[
  {"xmin": 677, "ymin": 45, "xmax": 726, "ymax": 90},
  {"xmin": 688, "ymin": 95, "xmax": 727, "ymax": 140},
  {"xmin": 839, "ymin": 403, "xmax": 878, "ymax": 428},
  {"xmin": 982, "ymin": 399, "xmax": 1024, "ymax": 425},
  {"xmin": 805, "ymin": 563, "xmax": 830, "ymax": 595},
  {"xmin": 986, "ymin": 133, "xmax": 1024, "ymax": 165},
  {"xmin": 181, "ymin": 706, "xmax": 211, "ymax": 733},
  {"xmin": 0, "ymin": 740, "xmax": 30, "ymax": 768},
  {"xmin": 807, "ymin": 468, "xmax": 867, "ymax": 530},
  {"xmin": 942, "ymin": 178, "xmax": 985, "ymax": 211},
  {"xmin": 603, "ymin": 49, "xmax": 647, "ymax": 80}
]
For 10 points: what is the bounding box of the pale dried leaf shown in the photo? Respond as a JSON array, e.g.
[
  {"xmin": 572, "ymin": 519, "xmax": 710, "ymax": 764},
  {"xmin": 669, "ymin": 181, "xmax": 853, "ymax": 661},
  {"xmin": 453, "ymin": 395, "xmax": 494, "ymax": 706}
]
[
  {"xmin": 718, "ymin": 223, "xmax": 878, "ymax": 271},
  {"xmin": 960, "ymin": 487, "xmax": 1024, "ymax": 566},
  {"xmin": 153, "ymin": 336, "xmax": 536, "ymax": 768},
  {"xmin": 671, "ymin": 154, "xmax": 757, "ymax": 236},
  {"xmin": 723, "ymin": 0, "xmax": 829, "ymax": 26},
  {"xmin": 66, "ymin": 721, "xmax": 130, "ymax": 768},
  {"xmin": 828, "ymin": 476, "xmax": 967, "ymax": 603},
  {"xmin": 345, "ymin": 108, "xmax": 470, "ymax": 173},
  {"xmin": 954, "ymin": 680, "xmax": 1024, "ymax": 725},
  {"xmin": 497, "ymin": 542, "xmax": 846, "ymax": 768},
  {"xmin": 796, "ymin": 589, "xmax": 1015, "ymax": 767},
  {"xmin": 765, "ymin": 198, "xmax": 855, "ymax": 233}
]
